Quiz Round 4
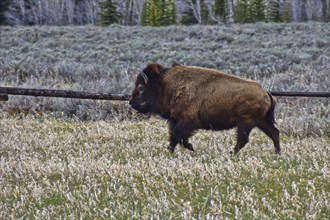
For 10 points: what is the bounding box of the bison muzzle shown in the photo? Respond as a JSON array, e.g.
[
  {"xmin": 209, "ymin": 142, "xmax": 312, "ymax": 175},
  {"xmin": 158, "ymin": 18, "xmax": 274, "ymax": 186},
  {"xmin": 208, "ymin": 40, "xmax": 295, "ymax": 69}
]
[{"xmin": 130, "ymin": 63, "xmax": 281, "ymax": 155}]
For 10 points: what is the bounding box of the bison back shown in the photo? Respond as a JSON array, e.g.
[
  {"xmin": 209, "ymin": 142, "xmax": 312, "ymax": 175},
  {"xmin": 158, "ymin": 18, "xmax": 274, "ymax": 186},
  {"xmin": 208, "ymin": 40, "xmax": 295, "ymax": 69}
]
[{"xmin": 163, "ymin": 66, "xmax": 272, "ymax": 129}]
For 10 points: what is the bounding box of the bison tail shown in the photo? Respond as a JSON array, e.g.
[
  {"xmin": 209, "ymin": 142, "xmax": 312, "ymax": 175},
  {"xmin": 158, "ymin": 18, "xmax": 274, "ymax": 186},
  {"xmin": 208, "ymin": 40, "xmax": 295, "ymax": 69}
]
[{"xmin": 266, "ymin": 92, "xmax": 276, "ymax": 124}]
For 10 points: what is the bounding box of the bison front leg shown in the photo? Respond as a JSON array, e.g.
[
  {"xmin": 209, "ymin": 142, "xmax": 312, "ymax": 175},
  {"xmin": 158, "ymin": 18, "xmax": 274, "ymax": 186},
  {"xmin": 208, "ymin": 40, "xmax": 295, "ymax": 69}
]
[
  {"xmin": 168, "ymin": 133, "xmax": 178, "ymax": 153},
  {"xmin": 167, "ymin": 120, "xmax": 179, "ymax": 153},
  {"xmin": 168, "ymin": 120, "xmax": 195, "ymax": 153},
  {"xmin": 182, "ymin": 139, "xmax": 194, "ymax": 151}
]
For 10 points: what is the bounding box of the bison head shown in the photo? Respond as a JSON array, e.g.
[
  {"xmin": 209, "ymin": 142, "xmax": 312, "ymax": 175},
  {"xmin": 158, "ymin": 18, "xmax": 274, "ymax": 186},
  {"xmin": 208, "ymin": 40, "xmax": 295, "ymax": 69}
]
[{"xmin": 129, "ymin": 63, "xmax": 166, "ymax": 114}]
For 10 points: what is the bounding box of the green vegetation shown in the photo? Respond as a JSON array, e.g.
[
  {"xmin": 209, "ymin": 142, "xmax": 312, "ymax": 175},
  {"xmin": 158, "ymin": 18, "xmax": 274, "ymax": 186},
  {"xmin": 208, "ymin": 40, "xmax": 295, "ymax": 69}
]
[
  {"xmin": 250, "ymin": 0, "xmax": 266, "ymax": 22},
  {"xmin": 266, "ymin": 0, "xmax": 291, "ymax": 22},
  {"xmin": 161, "ymin": 0, "xmax": 177, "ymax": 26},
  {"xmin": 141, "ymin": 0, "xmax": 164, "ymax": 26},
  {"xmin": 235, "ymin": 0, "xmax": 266, "ymax": 23},
  {"xmin": 141, "ymin": 0, "xmax": 177, "ymax": 26},
  {"xmin": 99, "ymin": 0, "xmax": 121, "ymax": 25},
  {"xmin": 0, "ymin": 0, "xmax": 10, "ymax": 25},
  {"xmin": 214, "ymin": 0, "xmax": 230, "ymax": 22},
  {"xmin": 1, "ymin": 0, "xmax": 329, "ymax": 25}
]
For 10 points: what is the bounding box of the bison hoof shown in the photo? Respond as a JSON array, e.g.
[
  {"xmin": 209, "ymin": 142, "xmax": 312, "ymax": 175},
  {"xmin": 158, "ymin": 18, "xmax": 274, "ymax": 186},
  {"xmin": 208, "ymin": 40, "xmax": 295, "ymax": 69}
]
[
  {"xmin": 230, "ymin": 150, "xmax": 239, "ymax": 155},
  {"xmin": 185, "ymin": 143, "xmax": 194, "ymax": 151},
  {"xmin": 167, "ymin": 145, "xmax": 175, "ymax": 153}
]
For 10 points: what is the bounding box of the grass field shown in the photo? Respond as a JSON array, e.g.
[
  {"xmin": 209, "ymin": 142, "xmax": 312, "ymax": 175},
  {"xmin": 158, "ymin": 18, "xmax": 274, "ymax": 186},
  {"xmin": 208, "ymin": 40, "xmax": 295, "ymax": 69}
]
[
  {"xmin": 0, "ymin": 115, "xmax": 329, "ymax": 219},
  {"xmin": 0, "ymin": 22, "xmax": 329, "ymax": 219}
]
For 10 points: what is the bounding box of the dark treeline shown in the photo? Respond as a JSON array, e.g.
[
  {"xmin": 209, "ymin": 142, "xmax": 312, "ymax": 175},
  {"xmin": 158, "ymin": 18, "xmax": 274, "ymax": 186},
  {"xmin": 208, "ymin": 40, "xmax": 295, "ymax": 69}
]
[{"xmin": 0, "ymin": 0, "xmax": 329, "ymax": 26}]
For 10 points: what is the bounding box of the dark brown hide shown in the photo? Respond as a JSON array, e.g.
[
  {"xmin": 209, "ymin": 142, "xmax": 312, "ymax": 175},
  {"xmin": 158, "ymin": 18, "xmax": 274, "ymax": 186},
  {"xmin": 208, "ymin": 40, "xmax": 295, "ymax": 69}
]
[{"xmin": 130, "ymin": 63, "xmax": 280, "ymax": 154}]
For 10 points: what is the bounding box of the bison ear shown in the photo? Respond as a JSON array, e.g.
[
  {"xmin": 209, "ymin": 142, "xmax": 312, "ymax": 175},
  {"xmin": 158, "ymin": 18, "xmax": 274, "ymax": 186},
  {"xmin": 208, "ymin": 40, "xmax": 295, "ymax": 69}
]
[{"xmin": 142, "ymin": 63, "xmax": 165, "ymax": 84}]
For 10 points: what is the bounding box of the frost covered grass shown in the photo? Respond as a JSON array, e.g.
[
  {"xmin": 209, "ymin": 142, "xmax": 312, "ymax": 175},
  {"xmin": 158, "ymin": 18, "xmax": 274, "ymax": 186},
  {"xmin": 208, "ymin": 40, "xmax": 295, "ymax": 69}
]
[
  {"xmin": 0, "ymin": 23, "xmax": 329, "ymax": 121},
  {"xmin": 0, "ymin": 115, "xmax": 329, "ymax": 219}
]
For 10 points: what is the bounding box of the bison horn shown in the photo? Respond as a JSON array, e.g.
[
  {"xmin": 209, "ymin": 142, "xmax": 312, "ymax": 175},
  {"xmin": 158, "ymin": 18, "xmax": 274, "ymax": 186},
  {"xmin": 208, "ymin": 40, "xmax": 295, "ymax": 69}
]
[{"xmin": 141, "ymin": 72, "xmax": 149, "ymax": 84}]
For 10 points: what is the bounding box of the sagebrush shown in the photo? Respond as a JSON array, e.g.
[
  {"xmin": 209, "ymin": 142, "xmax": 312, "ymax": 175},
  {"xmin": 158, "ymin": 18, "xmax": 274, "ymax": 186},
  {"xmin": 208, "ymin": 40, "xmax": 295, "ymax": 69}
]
[{"xmin": 0, "ymin": 22, "xmax": 329, "ymax": 135}]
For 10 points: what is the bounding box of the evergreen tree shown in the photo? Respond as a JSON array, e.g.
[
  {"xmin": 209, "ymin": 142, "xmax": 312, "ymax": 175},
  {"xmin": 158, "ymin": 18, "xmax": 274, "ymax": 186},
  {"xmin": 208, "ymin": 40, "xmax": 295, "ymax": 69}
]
[
  {"xmin": 140, "ymin": 1, "xmax": 149, "ymax": 25},
  {"xmin": 214, "ymin": 0, "xmax": 230, "ymax": 22},
  {"xmin": 160, "ymin": 0, "xmax": 177, "ymax": 25},
  {"xmin": 267, "ymin": 0, "xmax": 291, "ymax": 22},
  {"xmin": 282, "ymin": 1, "xmax": 291, "ymax": 22},
  {"xmin": 267, "ymin": 0, "xmax": 281, "ymax": 22},
  {"xmin": 99, "ymin": 0, "xmax": 121, "ymax": 25},
  {"xmin": 168, "ymin": 0, "xmax": 177, "ymax": 25},
  {"xmin": 141, "ymin": 0, "xmax": 163, "ymax": 26},
  {"xmin": 0, "ymin": 0, "xmax": 11, "ymax": 25},
  {"xmin": 141, "ymin": 0, "xmax": 176, "ymax": 26},
  {"xmin": 250, "ymin": 0, "xmax": 266, "ymax": 22},
  {"xmin": 235, "ymin": 0, "xmax": 250, "ymax": 23},
  {"xmin": 235, "ymin": 0, "xmax": 266, "ymax": 23},
  {"xmin": 200, "ymin": 0, "xmax": 210, "ymax": 24}
]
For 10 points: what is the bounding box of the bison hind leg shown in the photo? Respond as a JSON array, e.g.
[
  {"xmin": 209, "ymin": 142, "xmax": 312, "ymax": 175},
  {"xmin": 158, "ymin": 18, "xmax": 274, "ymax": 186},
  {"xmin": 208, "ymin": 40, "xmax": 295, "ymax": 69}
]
[
  {"xmin": 257, "ymin": 119, "xmax": 281, "ymax": 155},
  {"xmin": 232, "ymin": 123, "xmax": 254, "ymax": 155}
]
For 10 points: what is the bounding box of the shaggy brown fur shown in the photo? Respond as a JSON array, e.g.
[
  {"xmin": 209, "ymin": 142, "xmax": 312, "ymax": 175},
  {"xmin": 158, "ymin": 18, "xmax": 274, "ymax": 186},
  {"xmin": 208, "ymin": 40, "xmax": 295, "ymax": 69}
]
[{"xmin": 130, "ymin": 63, "xmax": 280, "ymax": 154}]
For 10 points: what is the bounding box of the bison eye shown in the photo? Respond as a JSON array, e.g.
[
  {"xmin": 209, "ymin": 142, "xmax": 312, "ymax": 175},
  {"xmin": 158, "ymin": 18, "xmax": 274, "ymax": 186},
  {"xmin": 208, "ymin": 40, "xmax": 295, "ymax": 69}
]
[{"xmin": 138, "ymin": 84, "xmax": 145, "ymax": 94}]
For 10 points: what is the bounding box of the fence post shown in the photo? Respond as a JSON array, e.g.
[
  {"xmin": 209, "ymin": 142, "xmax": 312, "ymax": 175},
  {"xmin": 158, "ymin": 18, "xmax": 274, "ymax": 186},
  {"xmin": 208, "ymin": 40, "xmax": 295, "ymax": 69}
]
[{"xmin": 0, "ymin": 94, "xmax": 8, "ymax": 101}]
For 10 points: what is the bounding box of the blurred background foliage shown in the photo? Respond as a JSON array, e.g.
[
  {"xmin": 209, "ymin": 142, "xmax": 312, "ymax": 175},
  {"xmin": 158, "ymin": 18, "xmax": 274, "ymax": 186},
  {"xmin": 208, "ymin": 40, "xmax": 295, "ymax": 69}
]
[{"xmin": 0, "ymin": 0, "xmax": 329, "ymax": 26}]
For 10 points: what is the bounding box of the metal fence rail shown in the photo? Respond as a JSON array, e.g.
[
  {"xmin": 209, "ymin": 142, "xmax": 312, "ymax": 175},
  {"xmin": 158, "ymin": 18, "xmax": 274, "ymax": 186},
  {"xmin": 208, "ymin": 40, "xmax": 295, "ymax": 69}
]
[
  {"xmin": 0, "ymin": 86, "xmax": 329, "ymax": 101},
  {"xmin": 269, "ymin": 91, "xmax": 330, "ymax": 97}
]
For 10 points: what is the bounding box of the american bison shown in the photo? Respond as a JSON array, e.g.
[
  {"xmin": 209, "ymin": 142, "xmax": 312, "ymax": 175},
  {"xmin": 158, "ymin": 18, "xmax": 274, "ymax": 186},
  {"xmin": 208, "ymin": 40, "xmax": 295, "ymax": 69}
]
[{"xmin": 129, "ymin": 63, "xmax": 281, "ymax": 155}]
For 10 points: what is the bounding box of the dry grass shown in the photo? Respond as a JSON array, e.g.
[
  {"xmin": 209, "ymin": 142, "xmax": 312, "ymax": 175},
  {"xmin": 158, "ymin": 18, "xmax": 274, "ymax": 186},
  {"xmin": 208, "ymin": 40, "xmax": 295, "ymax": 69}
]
[
  {"xmin": 0, "ymin": 115, "xmax": 329, "ymax": 219},
  {"xmin": 0, "ymin": 22, "xmax": 329, "ymax": 219}
]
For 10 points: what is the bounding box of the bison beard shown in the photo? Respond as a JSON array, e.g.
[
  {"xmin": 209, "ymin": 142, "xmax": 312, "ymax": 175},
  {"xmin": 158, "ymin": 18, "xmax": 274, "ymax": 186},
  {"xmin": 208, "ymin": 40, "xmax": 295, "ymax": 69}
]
[{"xmin": 130, "ymin": 63, "xmax": 281, "ymax": 155}]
